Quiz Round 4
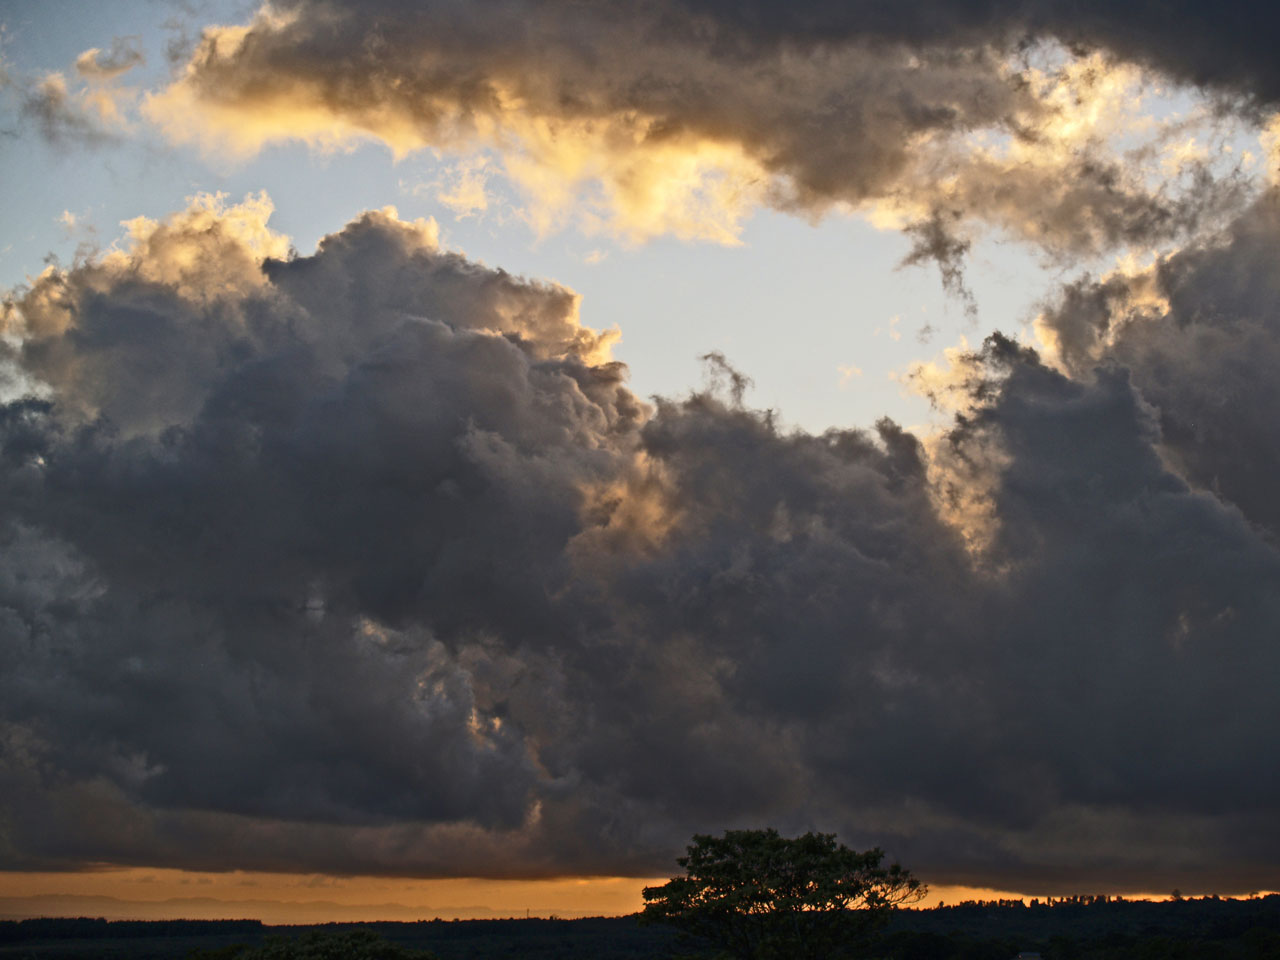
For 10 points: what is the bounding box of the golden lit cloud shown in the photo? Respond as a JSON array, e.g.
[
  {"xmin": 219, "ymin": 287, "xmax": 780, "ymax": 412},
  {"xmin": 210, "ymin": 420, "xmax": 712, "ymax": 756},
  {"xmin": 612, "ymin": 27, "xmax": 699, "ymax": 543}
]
[
  {"xmin": 573, "ymin": 452, "xmax": 679, "ymax": 559},
  {"xmin": 143, "ymin": 1, "xmax": 1266, "ymax": 276},
  {"xmin": 147, "ymin": 59, "xmax": 769, "ymax": 245},
  {"xmin": 1260, "ymin": 113, "xmax": 1280, "ymax": 183},
  {"xmin": 499, "ymin": 115, "xmax": 768, "ymax": 244},
  {"xmin": 1031, "ymin": 252, "xmax": 1169, "ymax": 372},
  {"xmin": 862, "ymin": 47, "xmax": 1255, "ymax": 264},
  {"xmin": 105, "ymin": 191, "xmax": 291, "ymax": 298},
  {"xmin": 435, "ymin": 156, "xmax": 493, "ymax": 220}
]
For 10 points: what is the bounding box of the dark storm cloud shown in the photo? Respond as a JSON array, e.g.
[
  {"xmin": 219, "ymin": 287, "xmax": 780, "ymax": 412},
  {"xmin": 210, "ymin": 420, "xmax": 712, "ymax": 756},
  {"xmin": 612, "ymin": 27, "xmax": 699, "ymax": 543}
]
[
  {"xmin": 1038, "ymin": 189, "xmax": 1280, "ymax": 538},
  {"xmin": 3, "ymin": 193, "xmax": 1280, "ymax": 891},
  {"xmin": 671, "ymin": 0, "xmax": 1280, "ymax": 105},
  {"xmin": 598, "ymin": 335, "xmax": 1280, "ymax": 893},
  {"xmin": 933, "ymin": 338, "xmax": 1280, "ymax": 864},
  {"xmin": 0, "ymin": 198, "xmax": 634, "ymax": 868}
]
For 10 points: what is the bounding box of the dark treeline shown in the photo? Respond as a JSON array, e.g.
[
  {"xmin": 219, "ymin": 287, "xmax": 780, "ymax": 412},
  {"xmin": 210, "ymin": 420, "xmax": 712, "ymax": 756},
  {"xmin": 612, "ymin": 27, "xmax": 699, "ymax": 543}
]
[
  {"xmin": 0, "ymin": 916, "xmax": 677, "ymax": 960},
  {"xmin": 894, "ymin": 893, "xmax": 1280, "ymax": 941},
  {"xmin": 2, "ymin": 897, "xmax": 1280, "ymax": 958},
  {"xmin": 0, "ymin": 917, "xmax": 264, "ymax": 943},
  {"xmin": 877, "ymin": 895, "xmax": 1280, "ymax": 959}
]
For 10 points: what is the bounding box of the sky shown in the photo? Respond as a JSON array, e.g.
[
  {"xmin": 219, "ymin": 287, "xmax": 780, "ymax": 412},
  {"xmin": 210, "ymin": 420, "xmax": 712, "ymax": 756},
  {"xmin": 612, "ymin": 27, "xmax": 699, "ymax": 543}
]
[{"xmin": 2, "ymin": 0, "xmax": 1280, "ymax": 922}]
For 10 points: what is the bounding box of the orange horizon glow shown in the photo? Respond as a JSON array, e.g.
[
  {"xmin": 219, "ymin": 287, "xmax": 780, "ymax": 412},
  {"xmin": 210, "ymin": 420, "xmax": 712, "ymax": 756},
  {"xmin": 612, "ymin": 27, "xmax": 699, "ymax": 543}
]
[{"xmin": 1, "ymin": 867, "xmax": 1270, "ymax": 924}]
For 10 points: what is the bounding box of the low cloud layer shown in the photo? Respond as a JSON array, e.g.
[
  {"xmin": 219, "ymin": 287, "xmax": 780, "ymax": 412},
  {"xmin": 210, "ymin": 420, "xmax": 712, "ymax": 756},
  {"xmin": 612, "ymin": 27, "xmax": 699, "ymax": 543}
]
[{"xmin": 2, "ymin": 192, "xmax": 1279, "ymax": 892}]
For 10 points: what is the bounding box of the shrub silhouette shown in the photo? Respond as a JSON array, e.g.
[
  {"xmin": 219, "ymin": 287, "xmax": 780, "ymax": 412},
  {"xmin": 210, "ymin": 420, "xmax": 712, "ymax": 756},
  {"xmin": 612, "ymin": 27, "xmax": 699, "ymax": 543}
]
[{"xmin": 641, "ymin": 828, "xmax": 924, "ymax": 960}]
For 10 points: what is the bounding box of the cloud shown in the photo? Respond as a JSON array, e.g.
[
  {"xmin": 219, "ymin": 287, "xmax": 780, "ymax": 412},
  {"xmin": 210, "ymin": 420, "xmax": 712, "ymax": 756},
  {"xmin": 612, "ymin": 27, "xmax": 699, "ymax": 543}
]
[
  {"xmin": 19, "ymin": 73, "xmax": 119, "ymax": 146},
  {"xmin": 2, "ymin": 194, "xmax": 1280, "ymax": 892},
  {"xmin": 665, "ymin": 0, "xmax": 1280, "ymax": 106},
  {"xmin": 1035, "ymin": 188, "xmax": 1280, "ymax": 538},
  {"xmin": 142, "ymin": 1, "xmax": 1254, "ymax": 263},
  {"xmin": 0, "ymin": 194, "xmax": 639, "ymax": 872},
  {"xmin": 897, "ymin": 332, "xmax": 1280, "ymax": 890},
  {"xmin": 898, "ymin": 208, "xmax": 976, "ymax": 318},
  {"xmin": 9, "ymin": 38, "xmax": 143, "ymax": 147},
  {"xmin": 74, "ymin": 38, "xmax": 145, "ymax": 82},
  {"xmin": 435, "ymin": 156, "xmax": 493, "ymax": 220},
  {"xmin": 836, "ymin": 363, "xmax": 862, "ymax": 387}
]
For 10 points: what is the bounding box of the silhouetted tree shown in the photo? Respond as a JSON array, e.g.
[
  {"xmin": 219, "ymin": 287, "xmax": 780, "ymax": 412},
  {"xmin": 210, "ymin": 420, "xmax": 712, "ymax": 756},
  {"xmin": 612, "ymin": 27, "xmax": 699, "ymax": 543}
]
[{"xmin": 641, "ymin": 828, "xmax": 924, "ymax": 959}]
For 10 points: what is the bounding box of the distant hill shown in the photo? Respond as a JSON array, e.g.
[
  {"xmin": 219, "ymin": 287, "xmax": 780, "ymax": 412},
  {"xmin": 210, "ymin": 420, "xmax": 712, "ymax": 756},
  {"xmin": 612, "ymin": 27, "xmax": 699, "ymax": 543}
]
[{"xmin": 2, "ymin": 896, "xmax": 1279, "ymax": 959}]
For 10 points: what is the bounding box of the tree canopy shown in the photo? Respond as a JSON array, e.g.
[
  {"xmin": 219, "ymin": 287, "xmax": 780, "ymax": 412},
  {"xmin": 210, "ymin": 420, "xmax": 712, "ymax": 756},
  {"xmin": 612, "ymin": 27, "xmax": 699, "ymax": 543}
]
[{"xmin": 641, "ymin": 828, "xmax": 924, "ymax": 960}]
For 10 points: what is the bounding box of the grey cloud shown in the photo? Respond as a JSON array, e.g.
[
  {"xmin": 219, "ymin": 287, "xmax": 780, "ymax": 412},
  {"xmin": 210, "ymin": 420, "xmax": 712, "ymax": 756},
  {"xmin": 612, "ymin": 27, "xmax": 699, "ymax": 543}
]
[
  {"xmin": 18, "ymin": 73, "xmax": 118, "ymax": 147},
  {"xmin": 74, "ymin": 38, "xmax": 145, "ymax": 81},
  {"xmin": 1, "ymin": 36, "xmax": 140, "ymax": 149},
  {"xmin": 899, "ymin": 209, "xmax": 976, "ymax": 318}
]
